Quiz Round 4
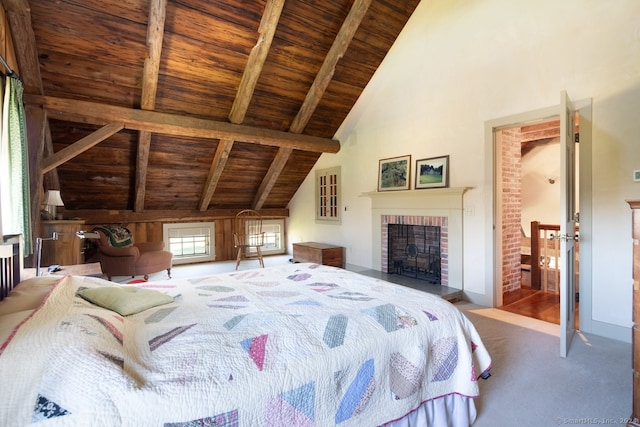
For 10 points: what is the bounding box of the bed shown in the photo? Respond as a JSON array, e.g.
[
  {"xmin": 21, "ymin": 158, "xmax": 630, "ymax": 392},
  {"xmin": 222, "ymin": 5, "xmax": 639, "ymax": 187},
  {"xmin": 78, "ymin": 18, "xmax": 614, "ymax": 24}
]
[{"xmin": 0, "ymin": 260, "xmax": 491, "ymax": 426}]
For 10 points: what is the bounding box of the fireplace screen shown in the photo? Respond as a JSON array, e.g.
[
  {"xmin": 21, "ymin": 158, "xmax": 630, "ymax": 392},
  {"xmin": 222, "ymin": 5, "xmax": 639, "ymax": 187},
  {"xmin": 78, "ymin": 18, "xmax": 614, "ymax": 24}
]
[{"xmin": 387, "ymin": 224, "xmax": 441, "ymax": 283}]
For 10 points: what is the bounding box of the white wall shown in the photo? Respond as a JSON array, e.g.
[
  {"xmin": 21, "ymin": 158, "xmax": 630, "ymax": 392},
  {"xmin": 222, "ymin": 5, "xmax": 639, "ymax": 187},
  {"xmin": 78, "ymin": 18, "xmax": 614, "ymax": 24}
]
[
  {"xmin": 521, "ymin": 140, "xmax": 581, "ymax": 234},
  {"xmin": 288, "ymin": 0, "xmax": 640, "ymax": 341},
  {"xmin": 522, "ymin": 142, "xmax": 560, "ymax": 233}
]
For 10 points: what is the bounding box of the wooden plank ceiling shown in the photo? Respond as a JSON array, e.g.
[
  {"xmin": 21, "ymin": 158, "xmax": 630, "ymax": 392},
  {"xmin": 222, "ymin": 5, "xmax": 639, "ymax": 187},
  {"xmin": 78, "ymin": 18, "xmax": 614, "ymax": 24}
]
[{"xmin": 2, "ymin": 0, "xmax": 421, "ymax": 215}]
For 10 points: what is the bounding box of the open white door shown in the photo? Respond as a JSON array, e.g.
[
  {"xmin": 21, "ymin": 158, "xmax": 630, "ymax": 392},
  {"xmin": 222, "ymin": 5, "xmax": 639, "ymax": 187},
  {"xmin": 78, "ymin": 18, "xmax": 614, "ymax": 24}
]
[{"xmin": 559, "ymin": 91, "xmax": 577, "ymax": 358}]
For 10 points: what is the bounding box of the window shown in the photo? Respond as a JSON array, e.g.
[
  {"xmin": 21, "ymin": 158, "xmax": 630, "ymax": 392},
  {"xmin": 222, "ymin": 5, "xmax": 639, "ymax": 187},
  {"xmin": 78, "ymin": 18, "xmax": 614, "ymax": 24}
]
[
  {"xmin": 163, "ymin": 222, "xmax": 215, "ymax": 265},
  {"xmin": 246, "ymin": 219, "xmax": 286, "ymax": 255},
  {"xmin": 316, "ymin": 166, "xmax": 341, "ymax": 223}
]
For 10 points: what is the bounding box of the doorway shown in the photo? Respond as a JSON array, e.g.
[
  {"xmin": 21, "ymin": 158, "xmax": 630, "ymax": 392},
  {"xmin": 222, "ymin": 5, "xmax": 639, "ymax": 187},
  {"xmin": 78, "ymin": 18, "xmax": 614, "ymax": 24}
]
[
  {"xmin": 496, "ymin": 118, "xmax": 569, "ymax": 324},
  {"xmin": 484, "ymin": 99, "xmax": 592, "ymax": 332}
]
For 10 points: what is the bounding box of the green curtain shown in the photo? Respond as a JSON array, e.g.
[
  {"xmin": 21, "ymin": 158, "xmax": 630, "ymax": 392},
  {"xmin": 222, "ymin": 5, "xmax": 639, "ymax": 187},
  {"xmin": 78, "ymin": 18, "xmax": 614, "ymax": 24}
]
[{"xmin": 2, "ymin": 76, "xmax": 32, "ymax": 255}]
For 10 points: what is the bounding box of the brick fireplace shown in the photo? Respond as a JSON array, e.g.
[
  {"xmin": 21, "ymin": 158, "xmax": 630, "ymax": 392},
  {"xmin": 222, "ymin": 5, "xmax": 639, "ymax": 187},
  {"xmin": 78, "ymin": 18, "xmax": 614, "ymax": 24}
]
[{"xmin": 364, "ymin": 187, "xmax": 469, "ymax": 289}]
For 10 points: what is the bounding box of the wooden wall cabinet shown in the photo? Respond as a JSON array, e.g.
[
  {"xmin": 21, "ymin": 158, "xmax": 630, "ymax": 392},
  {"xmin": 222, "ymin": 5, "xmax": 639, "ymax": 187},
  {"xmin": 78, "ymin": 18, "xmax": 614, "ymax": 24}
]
[
  {"xmin": 40, "ymin": 220, "xmax": 85, "ymax": 266},
  {"xmin": 293, "ymin": 242, "xmax": 344, "ymax": 268},
  {"xmin": 627, "ymin": 200, "xmax": 640, "ymax": 427}
]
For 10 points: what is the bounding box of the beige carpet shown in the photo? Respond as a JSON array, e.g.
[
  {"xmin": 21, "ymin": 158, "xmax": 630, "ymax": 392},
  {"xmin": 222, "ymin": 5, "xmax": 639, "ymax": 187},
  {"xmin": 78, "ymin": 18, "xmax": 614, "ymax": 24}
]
[
  {"xmin": 456, "ymin": 302, "xmax": 631, "ymax": 427},
  {"xmin": 457, "ymin": 302, "xmax": 559, "ymax": 337}
]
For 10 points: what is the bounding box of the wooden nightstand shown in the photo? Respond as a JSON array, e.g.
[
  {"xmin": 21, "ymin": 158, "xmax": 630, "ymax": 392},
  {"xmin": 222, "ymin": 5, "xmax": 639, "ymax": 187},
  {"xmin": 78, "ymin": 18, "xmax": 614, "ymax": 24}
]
[{"xmin": 40, "ymin": 220, "xmax": 86, "ymax": 266}]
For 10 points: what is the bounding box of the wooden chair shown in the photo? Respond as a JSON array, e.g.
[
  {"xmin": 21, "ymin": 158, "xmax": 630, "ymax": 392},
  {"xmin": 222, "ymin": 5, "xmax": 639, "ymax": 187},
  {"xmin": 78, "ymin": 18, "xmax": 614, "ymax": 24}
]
[{"xmin": 234, "ymin": 209, "xmax": 265, "ymax": 270}]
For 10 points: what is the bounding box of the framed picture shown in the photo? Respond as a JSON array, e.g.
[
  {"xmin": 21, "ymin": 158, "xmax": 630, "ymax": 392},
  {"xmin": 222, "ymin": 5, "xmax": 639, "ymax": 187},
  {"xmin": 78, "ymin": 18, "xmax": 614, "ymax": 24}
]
[
  {"xmin": 378, "ymin": 155, "xmax": 411, "ymax": 191},
  {"xmin": 415, "ymin": 155, "xmax": 449, "ymax": 189}
]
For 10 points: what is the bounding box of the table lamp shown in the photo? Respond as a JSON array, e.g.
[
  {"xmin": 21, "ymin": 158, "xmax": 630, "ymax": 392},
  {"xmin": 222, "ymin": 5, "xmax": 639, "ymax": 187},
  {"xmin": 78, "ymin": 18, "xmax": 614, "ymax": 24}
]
[{"xmin": 43, "ymin": 190, "xmax": 64, "ymax": 219}]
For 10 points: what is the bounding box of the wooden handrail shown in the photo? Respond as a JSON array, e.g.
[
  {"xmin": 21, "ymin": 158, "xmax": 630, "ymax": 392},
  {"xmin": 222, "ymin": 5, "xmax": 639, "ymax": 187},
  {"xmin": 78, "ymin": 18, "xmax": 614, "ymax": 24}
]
[
  {"xmin": 531, "ymin": 221, "xmax": 541, "ymax": 290},
  {"xmin": 529, "ymin": 221, "xmax": 579, "ymax": 292}
]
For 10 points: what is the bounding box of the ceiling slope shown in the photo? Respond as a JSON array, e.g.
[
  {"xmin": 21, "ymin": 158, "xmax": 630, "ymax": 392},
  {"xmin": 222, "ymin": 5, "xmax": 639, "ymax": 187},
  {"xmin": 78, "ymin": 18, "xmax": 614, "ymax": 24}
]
[{"xmin": 2, "ymin": 0, "xmax": 420, "ymax": 214}]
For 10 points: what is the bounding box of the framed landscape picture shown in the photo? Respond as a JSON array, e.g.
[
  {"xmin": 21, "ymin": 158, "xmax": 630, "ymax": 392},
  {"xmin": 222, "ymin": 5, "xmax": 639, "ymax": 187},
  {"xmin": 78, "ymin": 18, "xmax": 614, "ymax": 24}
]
[
  {"xmin": 378, "ymin": 155, "xmax": 411, "ymax": 191},
  {"xmin": 415, "ymin": 155, "xmax": 449, "ymax": 189}
]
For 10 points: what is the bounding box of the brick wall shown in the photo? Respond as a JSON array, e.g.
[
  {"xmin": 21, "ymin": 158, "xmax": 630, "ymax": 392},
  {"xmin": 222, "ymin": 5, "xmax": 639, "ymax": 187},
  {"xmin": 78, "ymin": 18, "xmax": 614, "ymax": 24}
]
[{"xmin": 501, "ymin": 128, "xmax": 522, "ymax": 293}]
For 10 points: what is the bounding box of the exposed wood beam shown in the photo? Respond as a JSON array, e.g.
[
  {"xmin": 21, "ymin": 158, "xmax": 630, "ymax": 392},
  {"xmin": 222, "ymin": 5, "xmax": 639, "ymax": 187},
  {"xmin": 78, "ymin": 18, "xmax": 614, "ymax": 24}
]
[
  {"xmin": 42, "ymin": 120, "xmax": 59, "ymax": 191},
  {"xmin": 252, "ymin": 0, "xmax": 369, "ymax": 207},
  {"xmin": 27, "ymin": 95, "xmax": 341, "ymax": 153},
  {"xmin": 140, "ymin": 0, "xmax": 166, "ymax": 110},
  {"xmin": 228, "ymin": 0, "xmax": 284, "ymax": 125},
  {"xmin": 198, "ymin": 138, "xmax": 234, "ymax": 211},
  {"xmin": 134, "ymin": 131, "xmax": 152, "ymax": 211},
  {"xmin": 135, "ymin": 0, "xmax": 167, "ymax": 212},
  {"xmin": 2, "ymin": 0, "xmax": 46, "ymax": 247},
  {"xmin": 228, "ymin": 0, "xmax": 285, "ymax": 210},
  {"xmin": 1, "ymin": 0, "xmax": 42, "ymax": 95},
  {"xmin": 214, "ymin": 0, "xmax": 284, "ymax": 211},
  {"xmin": 25, "ymin": 104, "xmax": 46, "ymax": 252},
  {"xmin": 64, "ymin": 208, "xmax": 289, "ymax": 224},
  {"xmin": 41, "ymin": 123, "xmax": 124, "ymax": 174},
  {"xmin": 0, "ymin": 0, "xmax": 27, "ymax": 14},
  {"xmin": 289, "ymin": 0, "xmax": 372, "ymax": 133},
  {"xmin": 252, "ymin": 147, "xmax": 292, "ymax": 209}
]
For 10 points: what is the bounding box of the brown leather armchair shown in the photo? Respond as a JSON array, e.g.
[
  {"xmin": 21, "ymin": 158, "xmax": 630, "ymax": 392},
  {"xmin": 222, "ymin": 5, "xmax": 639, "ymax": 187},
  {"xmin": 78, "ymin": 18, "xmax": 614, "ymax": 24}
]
[{"xmin": 93, "ymin": 225, "xmax": 172, "ymax": 281}]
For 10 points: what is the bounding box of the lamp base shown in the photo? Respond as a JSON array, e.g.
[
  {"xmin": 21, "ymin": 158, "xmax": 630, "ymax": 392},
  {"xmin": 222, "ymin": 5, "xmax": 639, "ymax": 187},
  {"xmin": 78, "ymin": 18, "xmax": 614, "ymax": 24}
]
[
  {"xmin": 45, "ymin": 205, "xmax": 57, "ymax": 220},
  {"xmin": 40, "ymin": 209, "xmax": 53, "ymax": 220}
]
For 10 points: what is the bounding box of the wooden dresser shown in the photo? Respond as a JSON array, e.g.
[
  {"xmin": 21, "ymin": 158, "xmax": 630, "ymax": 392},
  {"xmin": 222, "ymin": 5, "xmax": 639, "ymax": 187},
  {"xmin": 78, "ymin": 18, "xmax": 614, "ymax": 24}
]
[
  {"xmin": 628, "ymin": 200, "xmax": 640, "ymax": 427},
  {"xmin": 292, "ymin": 242, "xmax": 344, "ymax": 268}
]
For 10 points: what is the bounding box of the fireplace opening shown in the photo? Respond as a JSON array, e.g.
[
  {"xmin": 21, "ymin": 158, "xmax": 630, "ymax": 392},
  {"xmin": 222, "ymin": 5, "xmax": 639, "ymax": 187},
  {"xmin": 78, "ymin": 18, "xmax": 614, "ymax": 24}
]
[{"xmin": 387, "ymin": 224, "xmax": 441, "ymax": 284}]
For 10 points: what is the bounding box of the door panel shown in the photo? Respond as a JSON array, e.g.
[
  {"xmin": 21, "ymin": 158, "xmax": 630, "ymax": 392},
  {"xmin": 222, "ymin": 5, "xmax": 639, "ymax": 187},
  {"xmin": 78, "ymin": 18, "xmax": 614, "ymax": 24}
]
[{"xmin": 559, "ymin": 91, "xmax": 577, "ymax": 358}]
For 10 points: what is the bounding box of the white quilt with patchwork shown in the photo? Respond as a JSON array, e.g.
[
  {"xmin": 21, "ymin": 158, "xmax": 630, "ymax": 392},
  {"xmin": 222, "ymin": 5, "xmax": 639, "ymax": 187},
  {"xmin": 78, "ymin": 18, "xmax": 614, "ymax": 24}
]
[{"xmin": 0, "ymin": 263, "xmax": 491, "ymax": 426}]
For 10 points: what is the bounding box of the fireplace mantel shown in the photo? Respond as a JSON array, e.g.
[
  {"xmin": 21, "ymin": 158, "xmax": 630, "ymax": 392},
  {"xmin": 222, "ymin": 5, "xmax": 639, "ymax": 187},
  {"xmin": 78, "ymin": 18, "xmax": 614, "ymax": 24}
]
[
  {"xmin": 365, "ymin": 187, "xmax": 471, "ymax": 290},
  {"xmin": 361, "ymin": 187, "xmax": 471, "ymax": 197},
  {"xmin": 361, "ymin": 187, "xmax": 471, "ymax": 210}
]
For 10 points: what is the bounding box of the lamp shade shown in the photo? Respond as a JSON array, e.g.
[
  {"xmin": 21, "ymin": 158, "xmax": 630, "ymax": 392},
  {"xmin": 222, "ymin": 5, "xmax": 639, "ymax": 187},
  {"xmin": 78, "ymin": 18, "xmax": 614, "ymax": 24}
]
[{"xmin": 43, "ymin": 190, "xmax": 64, "ymax": 207}]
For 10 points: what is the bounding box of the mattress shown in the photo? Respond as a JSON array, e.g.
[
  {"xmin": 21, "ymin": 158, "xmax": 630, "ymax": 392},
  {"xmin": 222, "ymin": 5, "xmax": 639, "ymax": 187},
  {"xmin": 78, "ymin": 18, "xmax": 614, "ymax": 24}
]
[{"xmin": 0, "ymin": 263, "xmax": 491, "ymax": 426}]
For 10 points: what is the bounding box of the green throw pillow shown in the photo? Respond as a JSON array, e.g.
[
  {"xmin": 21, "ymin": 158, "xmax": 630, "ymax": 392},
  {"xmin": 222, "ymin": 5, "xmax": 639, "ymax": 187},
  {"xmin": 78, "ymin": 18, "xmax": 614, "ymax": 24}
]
[{"xmin": 78, "ymin": 286, "xmax": 174, "ymax": 316}]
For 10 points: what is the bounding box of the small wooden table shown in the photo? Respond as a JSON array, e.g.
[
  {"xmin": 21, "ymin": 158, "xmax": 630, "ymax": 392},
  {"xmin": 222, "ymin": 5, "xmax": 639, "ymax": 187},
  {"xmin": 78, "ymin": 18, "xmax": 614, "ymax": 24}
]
[{"xmin": 292, "ymin": 242, "xmax": 344, "ymax": 268}]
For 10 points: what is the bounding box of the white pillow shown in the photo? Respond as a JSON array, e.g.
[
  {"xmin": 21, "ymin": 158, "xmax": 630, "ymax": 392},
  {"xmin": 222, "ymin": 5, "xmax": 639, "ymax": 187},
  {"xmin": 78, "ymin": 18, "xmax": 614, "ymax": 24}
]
[{"xmin": 77, "ymin": 286, "xmax": 174, "ymax": 316}]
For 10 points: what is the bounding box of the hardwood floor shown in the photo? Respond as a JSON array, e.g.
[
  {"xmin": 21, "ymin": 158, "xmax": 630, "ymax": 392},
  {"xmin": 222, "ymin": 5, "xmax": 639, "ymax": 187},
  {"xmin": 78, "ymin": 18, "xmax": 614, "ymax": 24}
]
[{"xmin": 500, "ymin": 286, "xmax": 579, "ymax": 327}]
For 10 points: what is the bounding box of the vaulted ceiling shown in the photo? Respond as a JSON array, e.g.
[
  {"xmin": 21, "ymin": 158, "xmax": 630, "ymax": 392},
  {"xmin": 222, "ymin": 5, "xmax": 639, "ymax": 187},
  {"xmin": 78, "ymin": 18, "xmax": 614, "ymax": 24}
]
[{"xmin": 1, "ymin": 0, "xmax": 421, "ymax": 217}]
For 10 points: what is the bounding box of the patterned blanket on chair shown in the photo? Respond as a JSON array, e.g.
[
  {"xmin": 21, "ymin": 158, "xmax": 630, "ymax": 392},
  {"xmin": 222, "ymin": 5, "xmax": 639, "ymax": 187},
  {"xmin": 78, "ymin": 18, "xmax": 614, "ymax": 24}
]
[
  {"xmin": 0, "ymin": 263, "xmax": 491, "ymax": 426},
  {"xmin": 93, "ymin": 224, "xmax": 133, "ymax": 247}
]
